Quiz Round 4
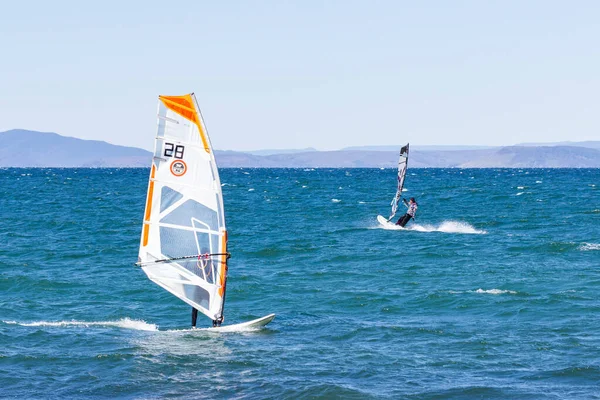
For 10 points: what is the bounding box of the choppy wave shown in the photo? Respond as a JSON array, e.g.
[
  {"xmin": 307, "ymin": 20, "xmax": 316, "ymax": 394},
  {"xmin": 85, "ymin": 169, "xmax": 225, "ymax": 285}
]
[
  {"xmin": 473, "ymin": 289, "xmax": 517, "ymax": 295},
  {"xmin": 578, "ymin": 243, "xmax": 600, "ymax": 251},
  {"xmin": 3, "ymin": 318, "xmax": 158, "ymax": 331},
  {"xmin": 331, "ymin": 198, "xmax": 341, "ymax": 203},
  {"xmin": 448, "ymin": 289, "xmax": 518, "ymax": 295}
]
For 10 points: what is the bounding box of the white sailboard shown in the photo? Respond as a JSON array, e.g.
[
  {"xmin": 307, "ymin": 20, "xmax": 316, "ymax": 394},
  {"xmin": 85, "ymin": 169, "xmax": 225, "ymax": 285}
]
[
  {"xmin": 377, "ymin": 143, "xmax": 410, "ymax": 226},
  {"xmin": 137, "ymin": 93, "xmax": 274, "ymax": 329},
  {"xmin": 205, "ymin": 313, "xmax": 276, "ymax": 332},
  {"xmin": 377, "ymin": 215, "xmax": 401, "ymax": 228},
  {"xmin": 377, "ymin": 215, "xmax": 407, "ymax": 230}
]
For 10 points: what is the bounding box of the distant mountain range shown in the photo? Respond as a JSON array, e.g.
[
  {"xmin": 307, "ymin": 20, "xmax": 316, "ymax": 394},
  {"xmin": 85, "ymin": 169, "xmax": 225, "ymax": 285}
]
[
  {"xmin": 244, "ymin": 147, "xmax": 318, "ymax": 156},
  {"xmin": 516, "ymin": 141, "xmax": 600, "ymax": 149},
  {"xmin": 0, "ymin": 129, "xmax": 150, "ymax": 167},
  {"xmin": 342, "ymin": 145, "xmax": 498, "ymax": 151},
  {"xmin": 1, "ymin": 129, "xmax": 599, "ymax": 168}
]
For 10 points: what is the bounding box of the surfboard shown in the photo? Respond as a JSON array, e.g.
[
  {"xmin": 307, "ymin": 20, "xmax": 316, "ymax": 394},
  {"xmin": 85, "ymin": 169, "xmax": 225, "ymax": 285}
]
[
  {"xmin": 206, "ymin": 314, "xmax": 276, "ymax": 332},
  {"xmin": 377, "ymin": 215, "xmax": 406, "ymax": 230},
  {"xmin": 377, "ymin": 215, "xmax": 393, "ymax": 226}
]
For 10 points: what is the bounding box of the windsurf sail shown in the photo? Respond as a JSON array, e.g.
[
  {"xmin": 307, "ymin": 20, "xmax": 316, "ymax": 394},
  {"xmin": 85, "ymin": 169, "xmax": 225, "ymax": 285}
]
[
  {"xmin": 388, "ymin": 143, "xmax": 410, "ymax": 220},
  {"xmin": 137, "ymin": 93, "xmax": 229, "ymax": 324}
]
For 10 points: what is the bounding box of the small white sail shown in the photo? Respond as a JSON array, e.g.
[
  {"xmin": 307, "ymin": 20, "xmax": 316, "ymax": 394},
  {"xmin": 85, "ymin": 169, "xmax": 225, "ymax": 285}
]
[
  {"xmin": 389, "ymin": 143, "xmax": 410, "ymax": 220},
  {"xmin": 138, "ymin": 94, "xmax": 228, "ymax": 324}
]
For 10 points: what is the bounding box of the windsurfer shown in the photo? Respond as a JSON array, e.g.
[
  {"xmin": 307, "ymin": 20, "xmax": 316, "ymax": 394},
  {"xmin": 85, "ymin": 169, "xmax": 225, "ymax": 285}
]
[{"xmin": 396, "ymin": 197, "xmax": 417, "ymax": 227}]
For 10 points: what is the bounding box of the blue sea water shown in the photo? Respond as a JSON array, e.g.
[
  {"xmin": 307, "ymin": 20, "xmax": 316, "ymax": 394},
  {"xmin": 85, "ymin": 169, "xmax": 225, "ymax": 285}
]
[{"xmin": 0, "ymin": 167, "xmax": 599, "ymax": 399}]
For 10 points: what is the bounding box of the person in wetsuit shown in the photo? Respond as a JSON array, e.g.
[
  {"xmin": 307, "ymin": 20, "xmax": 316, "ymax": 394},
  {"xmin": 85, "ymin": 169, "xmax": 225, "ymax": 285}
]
[{"xmin": 396, "ymin": 197, "xmax": 417, "ymax": 227}]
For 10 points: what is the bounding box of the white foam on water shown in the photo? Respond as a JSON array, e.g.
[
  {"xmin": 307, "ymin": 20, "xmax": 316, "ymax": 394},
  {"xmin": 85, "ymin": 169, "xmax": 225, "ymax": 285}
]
[
  {"xmin": 358, "ymin": 201, "xmax": 365, "ymax": 204},
  {"xmin": 516, "ymin": 192, "xmax": 524, "ymax": 196},
  {"xmin": 517, "ymin": 186, "xmax": 525, "ymax": 189},
  {"xmin": 375, "ymin": 220, "xmax": 486, "ymax": 234},
  {"xmin": 3, "ymin": 318, "xmax": 158, "ymax": 331},
  {"xmin": 473, "ymin": 289, "xmax": 517, "ymax": 295},
  {"xmin": 331, "ymin": 198, "xmax": 341, "ymax": 203},
  {"xmin": 302, "ymin": 185, "xmax": 308, "ymax": 188},
  {"xmin": 248, "ymin": 188, "xmax": 255, "ymax": 191},
  {"xmin": 448, "ymin": 289, "xmax": 517, "ymax": 295},
  {"xmin": 409, "ymin": 221, "xmax": 487, "ymax": 234},
  {"xmin": 536, "ymin": 180, "xmax": 542, "ymax": 183},
  {"xmin": 578, "ymin": 243, "xmax": 600, "ymax": 251},
  {"xmin": 378, "ymin": 223, "xmax": 406, "ymax": 231}
]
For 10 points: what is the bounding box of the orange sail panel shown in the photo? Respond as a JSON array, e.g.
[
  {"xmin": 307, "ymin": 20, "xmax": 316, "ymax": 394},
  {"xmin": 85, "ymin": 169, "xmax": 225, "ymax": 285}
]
[
  {"xmin": 142, "ymin": 164, "xmax": 156, "ymax": 246},
  {"xmin": 159, "ymin": 94, "xmax": 210, "ymax": 153},
  {"xmin": 218, "ymin": 231, "xmax": 228, "ymax": 297}
]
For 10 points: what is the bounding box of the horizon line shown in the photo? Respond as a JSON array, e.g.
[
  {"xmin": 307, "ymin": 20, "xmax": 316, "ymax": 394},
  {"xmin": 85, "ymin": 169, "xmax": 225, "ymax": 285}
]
[{"xmin": 1, "ymin": 128, "xmax": 599, "ymax": 153}]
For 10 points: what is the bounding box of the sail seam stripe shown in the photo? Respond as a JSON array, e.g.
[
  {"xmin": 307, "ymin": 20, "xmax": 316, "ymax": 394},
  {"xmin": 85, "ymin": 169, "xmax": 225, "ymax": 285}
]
[{"xmin": 160, "ymin": 97, "xmax": 196, "ymax": 113}]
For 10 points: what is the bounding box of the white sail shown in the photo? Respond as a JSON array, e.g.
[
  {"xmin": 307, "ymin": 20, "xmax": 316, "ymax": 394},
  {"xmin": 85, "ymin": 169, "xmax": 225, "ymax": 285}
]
[
  {"xmin": 389, "ymin": 143, "xmax": 410, "ymax": 220},
  {"xmin": 137, "ymin": 93, "xmax": 228, "ymax": 323}
]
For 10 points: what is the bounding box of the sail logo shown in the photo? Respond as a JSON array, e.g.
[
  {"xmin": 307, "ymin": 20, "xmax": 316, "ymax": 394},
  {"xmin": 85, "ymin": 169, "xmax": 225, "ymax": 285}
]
[{"xmin": 170, "ymin": 160, "xmax": 187, "ymax": 176}]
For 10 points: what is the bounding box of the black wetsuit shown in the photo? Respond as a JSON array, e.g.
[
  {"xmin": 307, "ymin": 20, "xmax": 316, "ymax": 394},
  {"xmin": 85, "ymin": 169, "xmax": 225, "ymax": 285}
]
[
  {"xmin": 396, "ymin": 201, "xmax": 417, "ymax": 227},
  {"xmin": 396, "ymin": 213, "xmax": 413, "ymax": 227}
]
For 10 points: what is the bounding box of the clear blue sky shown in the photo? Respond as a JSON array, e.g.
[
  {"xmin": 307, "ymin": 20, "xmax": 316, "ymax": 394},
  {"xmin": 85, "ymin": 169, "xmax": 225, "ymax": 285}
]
[{"xmin": 1, "ymin": 1, "xmax": 598, "ymax": 151}]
